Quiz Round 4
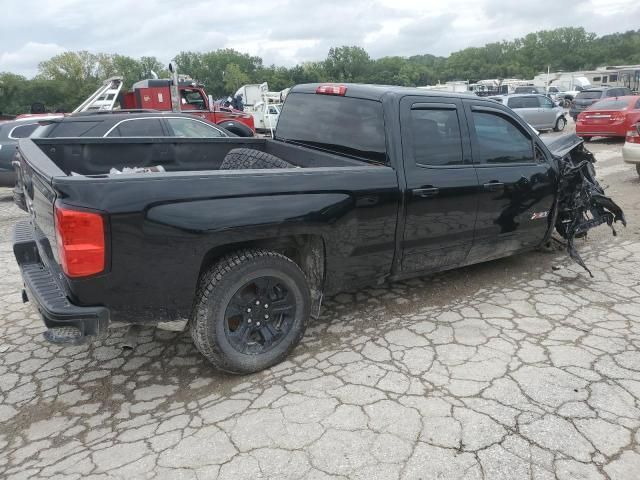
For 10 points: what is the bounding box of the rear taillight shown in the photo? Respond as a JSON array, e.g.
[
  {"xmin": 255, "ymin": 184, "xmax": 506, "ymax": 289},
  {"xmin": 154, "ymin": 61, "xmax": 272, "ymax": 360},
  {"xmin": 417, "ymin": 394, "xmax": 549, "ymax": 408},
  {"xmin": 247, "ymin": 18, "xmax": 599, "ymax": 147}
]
[
  {"xmin": 316, "ymin": 84, "xmax": 347, "ymax": 96},
  {"xmin": 612, "ymin": 112, "xmax": 626, "ymax": 123},
  {"xmin": 55, "ymin": 205, "xmax": 105, "ymax": 277},
  {"xmin": 626, "ymin": 126, "xmax": 640, "ymax": 144}
]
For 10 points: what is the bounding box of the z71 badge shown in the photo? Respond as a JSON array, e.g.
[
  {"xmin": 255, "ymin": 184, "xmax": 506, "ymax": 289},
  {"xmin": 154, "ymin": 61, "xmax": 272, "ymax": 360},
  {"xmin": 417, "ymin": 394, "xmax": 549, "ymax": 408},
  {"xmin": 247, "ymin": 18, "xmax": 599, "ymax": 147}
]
[{"xmin": 531, "ymin": 211, "xmax": 549, "ymax": 220}]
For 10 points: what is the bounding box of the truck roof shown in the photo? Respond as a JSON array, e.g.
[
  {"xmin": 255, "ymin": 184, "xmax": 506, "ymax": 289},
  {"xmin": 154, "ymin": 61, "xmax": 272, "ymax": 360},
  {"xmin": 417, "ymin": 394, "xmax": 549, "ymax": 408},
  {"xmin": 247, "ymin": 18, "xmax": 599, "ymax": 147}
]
[{"xmin": 291, "ymin": 83, "xmax": 478, "ymax": 101}]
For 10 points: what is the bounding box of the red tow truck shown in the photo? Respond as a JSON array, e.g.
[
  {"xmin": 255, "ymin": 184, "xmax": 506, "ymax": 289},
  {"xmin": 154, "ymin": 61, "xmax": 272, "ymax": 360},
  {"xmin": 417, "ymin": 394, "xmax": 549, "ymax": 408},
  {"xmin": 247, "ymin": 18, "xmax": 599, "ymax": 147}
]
[
  {"xmin": 74, "ymin": 73, "xmax": 255, "ymax": 136},
  {"xmin": 121, "ymin": 79, "xmax": 255, "ymax": 135}
]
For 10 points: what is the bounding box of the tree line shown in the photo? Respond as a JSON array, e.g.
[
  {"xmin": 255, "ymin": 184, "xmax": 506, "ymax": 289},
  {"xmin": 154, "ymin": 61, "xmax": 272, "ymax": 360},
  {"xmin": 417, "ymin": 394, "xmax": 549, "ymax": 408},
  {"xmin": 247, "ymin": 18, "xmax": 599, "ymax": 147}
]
[{"xmin": 1, "ymin": 27, "xmax": 639, "ymax": 115}]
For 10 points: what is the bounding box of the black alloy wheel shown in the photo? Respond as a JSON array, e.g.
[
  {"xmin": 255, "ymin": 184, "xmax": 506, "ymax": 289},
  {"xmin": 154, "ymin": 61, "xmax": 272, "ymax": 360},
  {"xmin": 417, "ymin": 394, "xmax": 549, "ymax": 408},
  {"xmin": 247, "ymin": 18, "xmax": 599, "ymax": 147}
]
[{"xmin": 224, "ymin": 276, "xmax": 296, "ymax": 354}]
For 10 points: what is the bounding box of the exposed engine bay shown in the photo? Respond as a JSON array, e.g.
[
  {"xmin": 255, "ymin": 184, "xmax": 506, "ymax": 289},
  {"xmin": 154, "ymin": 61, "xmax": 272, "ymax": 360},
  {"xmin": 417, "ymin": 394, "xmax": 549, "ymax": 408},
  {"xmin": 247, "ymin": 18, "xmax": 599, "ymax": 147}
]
[{"xmin": 548, "ymin": 135, "xmax": 626, "ymax": 276}]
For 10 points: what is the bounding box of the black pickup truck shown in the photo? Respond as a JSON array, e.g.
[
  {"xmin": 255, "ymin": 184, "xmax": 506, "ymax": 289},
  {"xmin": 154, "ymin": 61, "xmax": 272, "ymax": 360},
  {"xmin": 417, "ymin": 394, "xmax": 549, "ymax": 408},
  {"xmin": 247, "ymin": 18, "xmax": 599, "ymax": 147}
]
[{"xmin": 12, "ymin": 83, "xmax": 624, "ymax": 374}]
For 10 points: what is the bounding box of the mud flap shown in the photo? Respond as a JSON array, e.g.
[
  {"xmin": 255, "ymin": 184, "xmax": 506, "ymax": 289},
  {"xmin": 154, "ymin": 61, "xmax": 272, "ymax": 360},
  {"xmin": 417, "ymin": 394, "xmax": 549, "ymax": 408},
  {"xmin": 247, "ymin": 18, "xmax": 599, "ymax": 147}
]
[{"xmin": 554, "ymin": 139, "xmax": 626, "ymax": 276}]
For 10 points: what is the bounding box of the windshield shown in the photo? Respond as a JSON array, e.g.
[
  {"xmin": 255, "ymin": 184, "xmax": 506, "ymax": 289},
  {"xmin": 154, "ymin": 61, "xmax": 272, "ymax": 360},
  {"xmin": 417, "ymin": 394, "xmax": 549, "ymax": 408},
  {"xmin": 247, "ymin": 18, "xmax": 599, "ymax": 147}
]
[{"xmin": 577, "ymin": 91, "xmax": 603, "ymax": 100}]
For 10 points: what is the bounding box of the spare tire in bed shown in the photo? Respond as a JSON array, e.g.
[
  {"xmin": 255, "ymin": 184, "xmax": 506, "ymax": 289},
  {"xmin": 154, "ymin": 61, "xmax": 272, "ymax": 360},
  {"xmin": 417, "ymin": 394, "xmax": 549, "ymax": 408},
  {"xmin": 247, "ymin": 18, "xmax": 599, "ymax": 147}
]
[{"xmin": 220, "ymin": 148, "xmax": 294, "ymax": 170}]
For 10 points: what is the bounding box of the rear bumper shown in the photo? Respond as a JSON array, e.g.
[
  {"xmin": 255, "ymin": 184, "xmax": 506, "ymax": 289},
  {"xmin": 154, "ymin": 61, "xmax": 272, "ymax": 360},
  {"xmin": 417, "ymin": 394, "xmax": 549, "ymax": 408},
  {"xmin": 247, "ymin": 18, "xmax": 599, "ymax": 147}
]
[
  {"xmin": 575, "ymin": 126, "xmax": 627, "ymax": 138},
  {"xmin": 622, "ymin": 143, "xmax": 640, "ymax": 164},
  {"xmin": 13, "ymin": 219, "xmax": 109, "ymax": 341}
]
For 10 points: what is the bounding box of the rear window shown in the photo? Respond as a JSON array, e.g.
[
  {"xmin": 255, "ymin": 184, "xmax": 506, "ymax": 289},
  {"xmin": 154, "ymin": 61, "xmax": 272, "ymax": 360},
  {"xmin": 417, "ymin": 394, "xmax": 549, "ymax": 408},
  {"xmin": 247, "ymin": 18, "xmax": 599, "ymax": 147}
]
[
  {"xmin": 577, "ymin": 91, "xmax": 603, "ymax": 100},
  {"xmin": 591, "ymin": 99, "xmax": 631, "ymax": 111},
  {"xmin": 276, "ymin": 93, "xmax": 386, "ymax": 164}
]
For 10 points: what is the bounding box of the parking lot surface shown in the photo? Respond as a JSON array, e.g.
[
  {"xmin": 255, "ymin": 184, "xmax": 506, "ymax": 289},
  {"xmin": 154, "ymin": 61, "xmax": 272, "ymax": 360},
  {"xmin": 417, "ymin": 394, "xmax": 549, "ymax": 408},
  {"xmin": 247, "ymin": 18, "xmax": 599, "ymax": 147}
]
[{"xmin": 1, "ymin": 131, "xmax": 640, "ymax": 479}]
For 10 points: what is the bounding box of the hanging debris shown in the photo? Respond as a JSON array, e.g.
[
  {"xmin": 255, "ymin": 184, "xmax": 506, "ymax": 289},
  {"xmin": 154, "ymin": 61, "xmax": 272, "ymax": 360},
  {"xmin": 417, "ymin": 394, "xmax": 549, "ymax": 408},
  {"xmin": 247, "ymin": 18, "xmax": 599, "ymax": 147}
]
[{"xmin": 551, "ymin": 136, "xmax": 626, "ymax": 276}]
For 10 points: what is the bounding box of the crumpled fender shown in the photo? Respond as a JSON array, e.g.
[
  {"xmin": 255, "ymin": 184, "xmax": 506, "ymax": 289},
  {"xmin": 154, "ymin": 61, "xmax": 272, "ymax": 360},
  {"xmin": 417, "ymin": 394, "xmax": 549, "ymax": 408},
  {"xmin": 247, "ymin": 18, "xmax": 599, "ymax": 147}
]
[{"xmin": 552, "ymin": 135, "xmax": 626, "ymax": 276}]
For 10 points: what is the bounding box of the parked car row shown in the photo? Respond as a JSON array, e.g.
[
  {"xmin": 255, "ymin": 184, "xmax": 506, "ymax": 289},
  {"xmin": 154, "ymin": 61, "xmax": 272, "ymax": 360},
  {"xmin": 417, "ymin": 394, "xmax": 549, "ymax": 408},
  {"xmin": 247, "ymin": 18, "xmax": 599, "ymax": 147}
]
[
  {"xmin": 0, "ymin": 111, "xmax": 240, "ymax": 187},
  {"xmin": 569, "ymin": 86, "xmax": 634, "ymax": 120}
]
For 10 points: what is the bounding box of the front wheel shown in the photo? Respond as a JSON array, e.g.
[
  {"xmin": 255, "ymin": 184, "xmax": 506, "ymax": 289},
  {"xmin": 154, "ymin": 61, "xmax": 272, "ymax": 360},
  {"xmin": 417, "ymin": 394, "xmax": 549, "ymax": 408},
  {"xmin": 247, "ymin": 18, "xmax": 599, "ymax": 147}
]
[
  {"xmin": 554, "ymin": 116, "xmax": 567, "ymax": 132},
  {"xmin": 190, "ymin": 249, "xmax": 310, "ymax": 374}
]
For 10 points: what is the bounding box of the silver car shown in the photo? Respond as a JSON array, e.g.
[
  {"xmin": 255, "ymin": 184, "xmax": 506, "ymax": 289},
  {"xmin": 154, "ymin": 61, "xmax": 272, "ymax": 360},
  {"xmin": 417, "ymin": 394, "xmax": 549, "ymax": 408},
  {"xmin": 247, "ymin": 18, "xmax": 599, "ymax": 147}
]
[{"xmin": 491, "ymin": 94, "xmax": 567, "ymax": 132}]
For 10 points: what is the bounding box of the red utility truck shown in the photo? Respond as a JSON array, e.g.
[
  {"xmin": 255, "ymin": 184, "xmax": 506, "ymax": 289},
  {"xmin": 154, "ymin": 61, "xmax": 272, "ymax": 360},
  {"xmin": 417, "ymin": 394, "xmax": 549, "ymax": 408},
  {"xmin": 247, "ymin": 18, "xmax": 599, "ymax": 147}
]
[
  {"xmin": 77, "ymin": 75, "xmax": 255, "ymax": 136},
  {"xmin": 121, "ymin": 78, "xmax": 255, "ymax": 135}
]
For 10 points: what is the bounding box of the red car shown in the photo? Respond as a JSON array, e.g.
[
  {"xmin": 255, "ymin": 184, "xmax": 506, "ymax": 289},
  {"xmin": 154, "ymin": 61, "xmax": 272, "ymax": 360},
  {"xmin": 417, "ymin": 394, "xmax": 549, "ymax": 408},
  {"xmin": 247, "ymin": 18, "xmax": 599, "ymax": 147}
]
[{"xmin": 576, "ymin": 95, "xmax": 640, "ymax": 141}]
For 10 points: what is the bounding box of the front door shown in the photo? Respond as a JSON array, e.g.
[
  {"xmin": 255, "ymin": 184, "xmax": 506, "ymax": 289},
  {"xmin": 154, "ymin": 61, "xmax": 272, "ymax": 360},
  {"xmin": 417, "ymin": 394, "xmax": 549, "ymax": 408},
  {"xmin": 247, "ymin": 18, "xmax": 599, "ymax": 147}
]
[
  {"xmin": 399, "ymin": 97, "xmax": 479, "ymax": 273},
  {"xmin": 463, "ymin": 101, "xmax": 556, "ymax": 263}
]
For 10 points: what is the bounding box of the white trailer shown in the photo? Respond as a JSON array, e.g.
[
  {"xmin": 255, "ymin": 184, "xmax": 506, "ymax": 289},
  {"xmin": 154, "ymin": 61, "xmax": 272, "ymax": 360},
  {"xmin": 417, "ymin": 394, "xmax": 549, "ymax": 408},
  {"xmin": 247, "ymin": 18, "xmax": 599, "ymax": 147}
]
[{"xmin": 234, "ymin": 83, "xmax": 289, "ymax": 134}]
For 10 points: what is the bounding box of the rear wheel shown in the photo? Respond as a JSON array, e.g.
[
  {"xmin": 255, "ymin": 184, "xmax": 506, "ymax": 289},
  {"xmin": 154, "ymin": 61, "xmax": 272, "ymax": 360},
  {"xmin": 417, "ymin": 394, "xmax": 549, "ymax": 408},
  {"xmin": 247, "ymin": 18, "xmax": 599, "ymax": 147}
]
[
  {"xmin": 554, "ymin": 116, "xmax": 567, "ymax": 132},
  {"xmin": 190, "ymin": 249, "xmax": 311, "ymax": 374}
]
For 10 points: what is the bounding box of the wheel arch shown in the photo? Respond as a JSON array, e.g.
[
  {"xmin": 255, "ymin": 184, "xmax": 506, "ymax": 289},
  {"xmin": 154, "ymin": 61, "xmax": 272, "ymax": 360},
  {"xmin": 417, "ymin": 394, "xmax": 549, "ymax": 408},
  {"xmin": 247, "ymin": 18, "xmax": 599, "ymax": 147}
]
[{"xmin": 198, "ymin": 234, "xmax": 326, "ymax": 317}]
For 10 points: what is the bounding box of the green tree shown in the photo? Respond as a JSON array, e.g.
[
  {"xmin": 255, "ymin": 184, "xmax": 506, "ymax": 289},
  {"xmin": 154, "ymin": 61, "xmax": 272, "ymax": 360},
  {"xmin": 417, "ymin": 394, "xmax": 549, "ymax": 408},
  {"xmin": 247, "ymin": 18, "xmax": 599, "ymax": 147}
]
[
  {"xmin": 223, "ymin": 63, "xmax": 250, "ymax": 94},
  {"xmin": 324, "ymin": 46, "xmax": 371, "ymax": 82}
]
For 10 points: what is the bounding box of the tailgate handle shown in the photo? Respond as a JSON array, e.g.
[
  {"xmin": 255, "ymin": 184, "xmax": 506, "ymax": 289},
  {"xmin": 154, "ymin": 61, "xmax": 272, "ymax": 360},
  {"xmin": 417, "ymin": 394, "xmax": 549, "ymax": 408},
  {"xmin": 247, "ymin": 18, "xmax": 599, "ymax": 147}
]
[
  {"xmin": 413, "ymin": 187, "xmax": 439, "ymax": 198},
  {"xmin": 483, "ymin": 181, "xmax": 504, "ymax": 192}
]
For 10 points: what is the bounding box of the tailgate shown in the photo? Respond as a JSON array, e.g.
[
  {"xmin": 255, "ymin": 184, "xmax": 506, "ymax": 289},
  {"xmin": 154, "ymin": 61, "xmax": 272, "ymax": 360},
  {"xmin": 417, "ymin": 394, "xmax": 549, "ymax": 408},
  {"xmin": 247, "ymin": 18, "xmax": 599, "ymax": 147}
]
[{"xmin": 15, "ymin": 139, "xmax": 65, "ymax": 268}]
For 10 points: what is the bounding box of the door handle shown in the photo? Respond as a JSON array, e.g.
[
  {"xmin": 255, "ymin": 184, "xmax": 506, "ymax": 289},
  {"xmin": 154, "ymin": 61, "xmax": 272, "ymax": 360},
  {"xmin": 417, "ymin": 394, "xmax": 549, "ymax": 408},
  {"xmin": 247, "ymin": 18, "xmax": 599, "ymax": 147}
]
[
  {"xmin": 412, "ymin": 187, "xmax": 439, "ymax": 198},
  {"xmin": 483, "ymin": 181, "xmax": 504, "ymax": 192}
]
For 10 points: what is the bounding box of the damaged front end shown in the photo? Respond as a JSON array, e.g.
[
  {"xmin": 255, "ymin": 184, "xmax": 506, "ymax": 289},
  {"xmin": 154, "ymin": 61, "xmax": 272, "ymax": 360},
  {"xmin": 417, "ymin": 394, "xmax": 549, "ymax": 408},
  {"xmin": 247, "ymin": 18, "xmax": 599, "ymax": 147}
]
[{"xmin": 546, "ymin": 134, "xmax": 626, "ymax": 276}]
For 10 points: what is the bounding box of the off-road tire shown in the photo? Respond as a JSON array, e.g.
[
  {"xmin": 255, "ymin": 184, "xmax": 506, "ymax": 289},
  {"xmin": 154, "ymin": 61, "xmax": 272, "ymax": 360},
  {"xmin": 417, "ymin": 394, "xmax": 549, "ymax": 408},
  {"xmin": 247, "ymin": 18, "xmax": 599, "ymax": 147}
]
[
  {"xmin": 190, "ymin": 249, "xmax": 310, "ymax": 374},
  {"xmin": 220, "ymin": 148, "xmax": 293, "ymax": 170},
  {"xmin": 554, "ymin": 116, "xmax": 566, "ymax": 132}
]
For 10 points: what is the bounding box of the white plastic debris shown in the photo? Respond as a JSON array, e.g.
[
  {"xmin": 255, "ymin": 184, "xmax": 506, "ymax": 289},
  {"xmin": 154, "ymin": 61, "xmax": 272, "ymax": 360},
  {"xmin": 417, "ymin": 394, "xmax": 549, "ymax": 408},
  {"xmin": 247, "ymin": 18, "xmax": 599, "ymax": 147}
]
[{"xmin": 109, "ymin": 165, "xmax": 166, "ymax": 174}]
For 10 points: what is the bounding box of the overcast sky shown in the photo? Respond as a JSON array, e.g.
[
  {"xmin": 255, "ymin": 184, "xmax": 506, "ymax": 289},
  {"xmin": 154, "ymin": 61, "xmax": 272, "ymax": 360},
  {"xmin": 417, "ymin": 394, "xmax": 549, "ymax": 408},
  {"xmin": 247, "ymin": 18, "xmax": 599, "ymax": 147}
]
[{"xmin": 1, "ymin": 0, "xmax": 638, "ymax": 77}]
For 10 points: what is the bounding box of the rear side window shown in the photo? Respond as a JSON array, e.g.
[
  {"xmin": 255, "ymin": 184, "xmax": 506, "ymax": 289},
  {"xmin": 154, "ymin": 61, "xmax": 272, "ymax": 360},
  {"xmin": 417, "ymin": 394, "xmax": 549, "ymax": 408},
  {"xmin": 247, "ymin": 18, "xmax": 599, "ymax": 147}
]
[
  {"xmin": 410, "ymin": 107, "xmax": 463, "ymax": 166},
  {"xmin": 276, "ymin": 93, "xmax": 386, "ymax": 163},
  {"xmin": 508, "ymin": 97, "xmax": 538, "ymax": 109},
  {"xmin": 9, "ymin": 123, "xmax": 39, "ymax": 138},
  {"xmin": 166, "ymin": 118, "xmax": 225, "ymax": 138},
  {"xmin": 577, "ymin": 91, "xmax": 603, "ymax": 100},
  {"xmin": 107, "ymin": 119, "xmax": 164, "ymax": 137},
  {"xmin": 46, "ymin": 121, "xmax": 102, "ymax": 137},
  {"xmin": 471, "ymin": 111, "xmax": 533, "ymax": 164},
  {"xmin": 592, "ymin": 99, "xmax": 630, "ymax": 110}
]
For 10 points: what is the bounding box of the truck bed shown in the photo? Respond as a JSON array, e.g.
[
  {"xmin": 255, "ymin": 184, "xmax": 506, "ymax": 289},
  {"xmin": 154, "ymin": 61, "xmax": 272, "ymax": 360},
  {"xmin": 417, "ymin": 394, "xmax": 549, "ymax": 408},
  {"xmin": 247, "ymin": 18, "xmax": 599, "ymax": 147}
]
[
  {"xmin": 28, "ymin": 137, "xmax": 370, "ymax": 176},
  {"xmin": 15, "ymin": 135, "xmax": 400, "ymax": 331}
]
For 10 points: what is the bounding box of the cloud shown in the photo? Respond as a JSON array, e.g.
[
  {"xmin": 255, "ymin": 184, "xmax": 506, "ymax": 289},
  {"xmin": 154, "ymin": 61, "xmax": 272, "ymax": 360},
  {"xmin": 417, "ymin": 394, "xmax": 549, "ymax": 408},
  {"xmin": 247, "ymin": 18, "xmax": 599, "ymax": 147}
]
[
  {"xmin": 0, "ymin": 42, "xmax": 66, "ymax": 77},
  {"xmin": 0, "ymin": 0, "xmax": 637, "ymax": 77}
]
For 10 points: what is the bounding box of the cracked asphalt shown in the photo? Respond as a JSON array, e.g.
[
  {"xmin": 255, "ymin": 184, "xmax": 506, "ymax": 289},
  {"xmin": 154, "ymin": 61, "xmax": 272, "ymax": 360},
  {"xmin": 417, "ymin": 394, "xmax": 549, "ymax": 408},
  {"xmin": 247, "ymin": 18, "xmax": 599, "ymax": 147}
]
[{"xmin": 1, "ymin": 129, "xmax": 640, "ymax": 479}]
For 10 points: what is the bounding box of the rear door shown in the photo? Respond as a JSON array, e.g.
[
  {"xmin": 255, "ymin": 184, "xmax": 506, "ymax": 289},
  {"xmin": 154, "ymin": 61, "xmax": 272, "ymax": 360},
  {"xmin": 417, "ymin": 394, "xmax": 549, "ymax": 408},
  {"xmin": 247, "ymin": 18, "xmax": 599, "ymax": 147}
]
[
  {"xmin": 463, "ymin": 101, "xmax": 556, "ymax": 262},
  {"xmin": 537, "ymin": 95, "xmax": 557, "ymax": 129},
  {"xmin": 399, "ymin": 96, "xmax": 479, "ymax": 273},
  {"xmin": 507, "ymin": 96, "xmax": 541, "ymax": 127}
]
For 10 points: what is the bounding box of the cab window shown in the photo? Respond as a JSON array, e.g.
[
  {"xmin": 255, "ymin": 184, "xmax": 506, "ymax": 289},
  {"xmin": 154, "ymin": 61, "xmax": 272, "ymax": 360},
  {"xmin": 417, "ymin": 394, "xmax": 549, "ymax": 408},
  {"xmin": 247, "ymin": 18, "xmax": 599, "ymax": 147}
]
[
  {"xmin": 471, "ymin": 111, "xmax": 533, "ymax": 164},
  {"xmin": 410, "ymin": 107, "xmax": 464, "ymax": 166}
]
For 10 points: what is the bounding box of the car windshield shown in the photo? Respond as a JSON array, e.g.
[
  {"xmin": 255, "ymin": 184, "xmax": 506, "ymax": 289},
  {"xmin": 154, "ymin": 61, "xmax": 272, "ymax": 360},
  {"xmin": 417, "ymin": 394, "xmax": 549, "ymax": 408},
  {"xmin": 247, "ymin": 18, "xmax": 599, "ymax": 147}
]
[
  {"xmin": 591, "ymin": 99, "xmax": 631, "ymax": 111},
  {"xmin": 577, "ymin": 91, "xmax": 603, "ymax": 100}
]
